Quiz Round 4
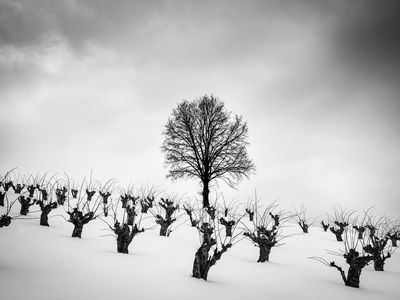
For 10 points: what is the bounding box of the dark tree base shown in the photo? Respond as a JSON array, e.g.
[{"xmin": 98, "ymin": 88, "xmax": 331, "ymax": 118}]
[
  {"xmin": 72, "ymin": 224, "xmax": 83, "ymax": 238},
  {"xmin": 0, "ymin": 193, "xmax": 5, "ymax": 206},
  {"xmin": 160, "ymin": 226, "xmax": 169, "ymax": 236},
  {"xmin": 257, "ymin": 246, "xmax": 271, "ymax": 263},
  {"xmin": 117, "ymin": 240, "xmax": 129, "ymax": 254},
  {"xmin": 334, "ymin": 234, "xmax": 343, "ymax": 242},
  {"xmin": 40, "ymin": 213, "xmax": 50, "ymax": 226},
  {"xmin": 345, "ymin": 266, "xmax": 362, "ymax": 288},
  {"xmin": 373, "ymin": 259, "xmax": 385, "ymax": 271}
]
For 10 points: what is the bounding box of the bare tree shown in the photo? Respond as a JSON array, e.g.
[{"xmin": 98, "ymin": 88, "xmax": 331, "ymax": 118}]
[
  {"xmin": 363, "ymin": 215, "xmax": 398, "ymax": 271},
  {"xmin": 310, "ymin": 226, "xmax": 373, "ymax": 288},
  {"xmin": 161, "ymin": 95, "xmax": 255, "ymax": 208},
  {"xmin": 63, "ymin": 178, "xmax": 102, "ymax": 238},
  {"xmin": 329, "ymin": 206, "xmax": 355, "ymax": 242},
  {"xmin": 321, "ymin": 220, "xmax": 329, "ymax": 232},
  {"xmin": 245, "ymin": 199, "xmax": 255, "ymax": 222},
  {"xmin": 183, "ymin": 199, "xmax": 200, "ymax": 227},
  {"xmin": 192, "ymin": 207, "xmax": 242, "ymax": 280},
  {"xmin": 99, "ymin": 192, "xmax": 148, "ymax": 254},
  {"xmin": 153, "ymin": 196, "xmax": 183, "ymax": 236},
  {"xmin": 98, "ymin": 179, "xmax": 117, "ymax": 217},
  {"xmin": 0, "ymin": 186, "xmax": 19, "ymax": 228},
  {"xmin": 243, "ymin": 200, "xmax": 291, "ymax": 262},
  {"xmin": 293, "ymin": 203, "xmax": 317, "ymax": 233},
  {"xmin": 386, "ymin": 218, "xmax": 400, "ymax": 247}
]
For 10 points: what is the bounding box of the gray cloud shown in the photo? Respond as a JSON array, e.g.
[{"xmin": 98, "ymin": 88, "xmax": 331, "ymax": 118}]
[{"xmin": 0, "ymin": 0, "xmax": 399, "ymax": 215}]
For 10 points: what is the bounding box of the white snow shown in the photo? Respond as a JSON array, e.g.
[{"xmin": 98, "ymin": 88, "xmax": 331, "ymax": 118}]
[{"xmin": 1, "ymin": 195, "xmax": 399, "ymax": 300}]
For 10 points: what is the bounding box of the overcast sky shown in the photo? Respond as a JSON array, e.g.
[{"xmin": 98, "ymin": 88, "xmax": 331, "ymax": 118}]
[{"xmin": 1, "ymin": 0, "xmax": 399, "ymax": 216}]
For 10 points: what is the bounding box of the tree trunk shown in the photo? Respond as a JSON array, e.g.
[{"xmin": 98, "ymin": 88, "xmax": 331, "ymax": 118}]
[
  {"xmin": 301, "ymin": 225, "xmax": 308, "ymax": 233},
  {"xmin": 72, "ymin": 223, "xmax": 83, "ymax": 238},
  {"xmin": 160, "ymin": 226, "xmax": 168, "ymax": 237},
  {"xmin": 117, "ymin": 239, "xmax": 129, "ymax": 254},
  {"xmin": 258, "ymin": 245, "xmax": 271, "ymax": 262},
  {"xmin": 0, "ymin": 192, "xmax": 5, "ymax": 206},
  {"xmin": 127, "ymin": 214, "xmax": 134, "ymax": 226},
  {"xmin": 225, "ymin": 226, "xmax": 232, "ymax": 237},
  {"xmin": 202, "ymin": 180, "xmax": 210, "ymax": 208},
  {"xmin": 20, "ymin": 203, "xmax": 30, "ymax": 215},
  {"xmin": 192, "ymin": 246, "xmax": 210, "ymax": 280},
  {"xmin": 249, "ymin": 213, "xmax": 254, "ymax": 222},
  {"xmin": 40, "ymin": 212, "xmax": 50, "ymax": 226},
  {"xmin": 373, "ymin": 258, "xmax": 385, "ymax": 271},
  {"xmin": 335, "ymin": 234, "xmax": 343, "ymax": 242},
  {"xmin": 345, "ymin": 266, "xmax": 362, "ymax": 288}
]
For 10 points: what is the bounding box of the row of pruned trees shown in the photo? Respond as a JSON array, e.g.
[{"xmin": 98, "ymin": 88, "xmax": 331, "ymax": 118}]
[
  {"xmin": 1, "ymin": 170, "xmax": 399, "ymax": 286},
  {"xmin": 311, "ymin": 207, "xmax": 399, "ymax": 288}
]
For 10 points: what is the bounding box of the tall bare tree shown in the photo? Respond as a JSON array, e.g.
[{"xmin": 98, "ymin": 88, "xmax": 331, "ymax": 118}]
[{"xmin": 162, "ymin": 95, "xmax": 255, "ymax": 207}]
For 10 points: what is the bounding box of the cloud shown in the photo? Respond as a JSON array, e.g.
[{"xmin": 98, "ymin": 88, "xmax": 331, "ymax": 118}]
[{"xmin": 0, "ymin": 0, "xmax": 399, "ymax": 214}]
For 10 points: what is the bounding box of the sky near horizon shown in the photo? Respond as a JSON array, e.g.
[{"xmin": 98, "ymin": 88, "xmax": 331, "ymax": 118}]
[{"xmin": 1, "ymin": 0, "xmax": 399, "ymax": 216}]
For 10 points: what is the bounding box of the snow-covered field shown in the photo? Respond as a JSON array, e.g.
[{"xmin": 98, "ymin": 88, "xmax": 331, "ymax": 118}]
[{"xmin": 1, "ymin": 200, "xmax": 399, "ymax": 300}]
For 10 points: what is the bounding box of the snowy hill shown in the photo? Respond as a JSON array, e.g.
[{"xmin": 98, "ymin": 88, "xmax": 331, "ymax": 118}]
[{"xmin": 1, "ymin": 196, "xmax": 399, "ymax": 300}]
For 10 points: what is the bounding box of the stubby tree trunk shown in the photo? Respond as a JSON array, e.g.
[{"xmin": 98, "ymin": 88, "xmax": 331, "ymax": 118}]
[
  {"xmin": 299, "ymin": 221, "xmax": 308, "ymax": 233},
  {"xmin": 192, "ymin": 244, "xmax": 212, "ymax": 280},
  {"xmin": 334, "ymin": 233, "xmax": 343, "ymax": 242},
  {"xmin": 247, "ymin": 211, "xmax": 254, "ymax": 222},
  {"xmin": 13, "ymin": 184, "xmax": 24, "ymax": 194},
  {"xmin": 40, "ymin": 212, "xmax": 50, "ymax": 226},
  {"xmin": 321, "ymin": 221, "xmax": 329, "ymax": 232},
  {"xmin": 117, "ymin": 240, "xmax": 129, "ymax": 254},
  {"xmin": 388, "ymin": 236, "xmax": 397, "ymax": 247},
  {"xmin": 0, "ymin": 215, "xmax": 12, "ymax": 227},
  {"xmin": 72, "ymin": 222, "xmax": 83, "ymax": 238},
  {"xmin": 330, "ymin": 227, "xmax": 344, "ymax": 241},
  {"xmin": 160, "ymin": 226, "xmax": 169, "ymax": 236},
  {"xmin": 39, "ymin": 202, "xmax": 57, "ymax": 226},
  {"xmin": 71, "ymin": 189, "xmax": 78, "ymax": 198},
  {"xmin": 346, "ymin": 266, "xmax": 362, "ymax": 288},
  {"xmin": 114, "ymin": 223, "xmax": 144, "ymax": 254},
  {"xmin": 373, "ymin": 258, "xmax": 385, "ymax": 271},
  {"xmin": 20, "ymin": 197, "xmax": 35, "ymax": 215},
  {"xmin": 258, "ymin": 245, "xmax": 272, "ymax": 262},
  {"xmin": 126, "ymin": 207, "xmax": 135, "ymax": 226},
  {"xmin": 0, "ymin": 192, "xmax": 5, "ymax": 206}
]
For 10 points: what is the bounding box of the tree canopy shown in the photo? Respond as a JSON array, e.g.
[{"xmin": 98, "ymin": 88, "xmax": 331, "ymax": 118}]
[{"xmin": 161, "ymin": 95, "xmax": 255, "ymax": 207}]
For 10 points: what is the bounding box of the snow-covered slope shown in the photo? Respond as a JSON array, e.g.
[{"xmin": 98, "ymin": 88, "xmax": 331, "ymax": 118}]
[{"xmin": 1, "ymin": 202, "xmax": 399, "ymax": 300}]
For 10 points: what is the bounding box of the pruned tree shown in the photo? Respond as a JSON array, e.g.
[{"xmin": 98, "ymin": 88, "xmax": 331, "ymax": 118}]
[
  {"xmin": 363, "ymin": 215, "xmax": 398, "ymax": 271},
  {"xmin": 99, "ymin": 191, "xmax": 148, "ymax": 254},
  {"xmin": 161, "ymin": 95, "xmax": 255, "ymax": 208},
  {"xmin": 64, "ymin": 178, "xmax": 102, "ymax": 238},
  {"xmin": 310, "ymin": 226, "xmax": 373, "ymax": 288},
  {"xmin": 18, "ymin": 195, "xmax": 36, "ymax": 215},
  {"xmin": 138, "ymin": 185, "xmax": 158, "ymax": 213},
  {"xmin": 0, "ymin": 171, "xmax": 25, "ymax": 228},
  {"xmin": 329, "ymin": 206, "xmax": 355, "ymax": 242},
  {"xmin": 192, "ymin": 207, "xmax": 242, "ymax": 280},
  {"xmin": 242, "ymin": 200, "xmax": 291, "ymax": 262},
  {"xmin": 36, "ymin": 179, "xmax": 59, "ymax": 226},
  {"xmin": 99, "ymin": 179, "xmax": 117, "ymax": 217},
  {"xmin": 386, "ymin": 219, "xmax": 400, "ymax": 247},
  {"xmin": 153, "ymin": 196, "xmax": 183, "ymax": 236},
  {"xmin": 0, "ymin": 185, "xmax": 19, "ymax": 228},
  {"xmin": 293, "ymin": 203, "xmax": 317, "ymax": 233},
  {"xmin": 352, "ymin": 208, "xmax": 373, "ymax": 240},
  {"xmin": 183, "ymin": 199, "xmax": 200, "ymax": 227},
  {"xmin": 245, "ymin": 200, "xmax": 255, "ymax": 222},
  {"xmin": 218, "ymin": 199, "xmax": 242, "ymax": 237},
  {"xmin": 321, "ymin": 220, "xmax": 329, "ymax": 232}
]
